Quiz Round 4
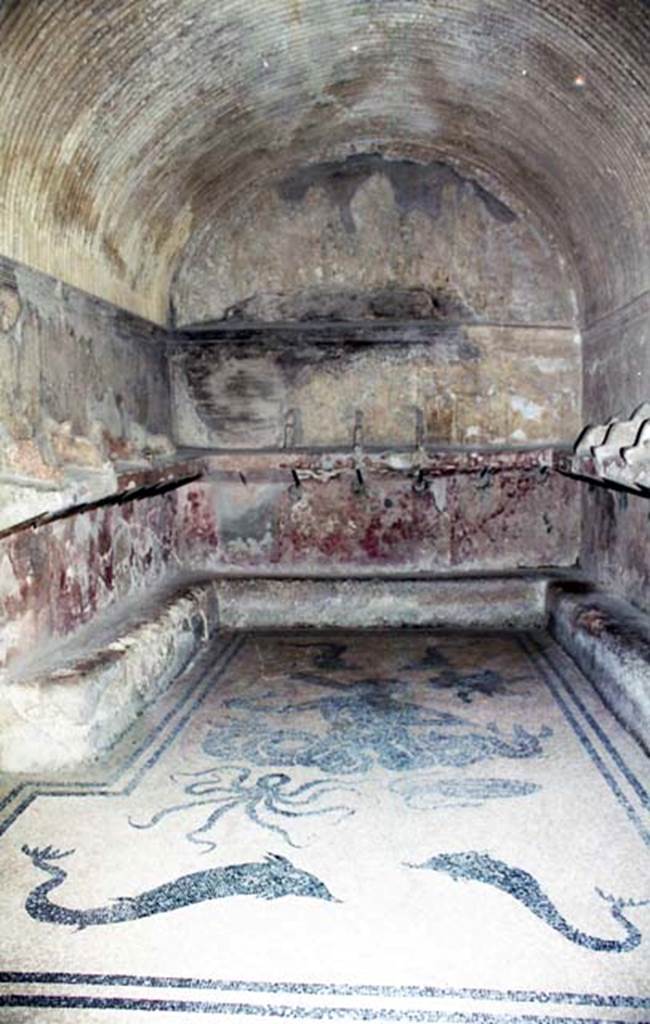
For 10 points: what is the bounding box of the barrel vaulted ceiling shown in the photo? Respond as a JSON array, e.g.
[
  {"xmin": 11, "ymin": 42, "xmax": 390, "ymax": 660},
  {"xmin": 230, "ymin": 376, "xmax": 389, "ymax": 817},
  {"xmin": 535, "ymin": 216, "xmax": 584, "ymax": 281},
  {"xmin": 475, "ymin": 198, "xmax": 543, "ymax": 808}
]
[{"xmin": 0, "ymin": 0, "xmax": 647, "ymax": 326}]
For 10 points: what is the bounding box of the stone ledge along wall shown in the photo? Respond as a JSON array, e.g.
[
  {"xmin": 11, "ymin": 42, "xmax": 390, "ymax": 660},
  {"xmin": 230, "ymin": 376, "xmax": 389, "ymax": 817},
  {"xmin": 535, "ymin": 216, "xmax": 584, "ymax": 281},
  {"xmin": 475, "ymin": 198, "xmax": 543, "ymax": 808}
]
[
  {"xmin": 171, "ymin": 330, "xmax": 580, "ymax": 451},
  {"xmin": 2, "ymin": 0, "xmax": 647, "ymax": 619},
  {"xmin": 0, "ymin": 0, "xmax": 646, "ymax": 695},
  {"xmin": 0, "ymin": 156, "xmax": 586, "ymax": 673},
  {"xmin": 0, "ymin": 495, "xmax": 180, "ymax": 671},
  {"xmin": 0, "ymin": 449, "xmax": 581, "ymax": 673}
]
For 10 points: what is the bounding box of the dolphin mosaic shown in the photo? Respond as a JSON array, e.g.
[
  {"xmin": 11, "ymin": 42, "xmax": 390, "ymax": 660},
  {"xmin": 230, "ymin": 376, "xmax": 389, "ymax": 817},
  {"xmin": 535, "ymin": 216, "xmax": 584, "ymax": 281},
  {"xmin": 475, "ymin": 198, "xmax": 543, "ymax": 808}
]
[
  {"xmin": 407, "ymin": 850, "xmax": 649, "ymax": 953},
  {"xmin": 22, "ymin": 845, "xmax": 339, "ymax": 930}
]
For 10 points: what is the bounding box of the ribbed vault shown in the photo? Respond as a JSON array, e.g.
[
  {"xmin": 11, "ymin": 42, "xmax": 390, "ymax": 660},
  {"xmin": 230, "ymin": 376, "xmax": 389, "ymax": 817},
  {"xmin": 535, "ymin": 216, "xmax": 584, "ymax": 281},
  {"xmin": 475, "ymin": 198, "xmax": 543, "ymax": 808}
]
[{"xmin": 0, "ymin": 0, "xmax": 647, "ymax": 326}]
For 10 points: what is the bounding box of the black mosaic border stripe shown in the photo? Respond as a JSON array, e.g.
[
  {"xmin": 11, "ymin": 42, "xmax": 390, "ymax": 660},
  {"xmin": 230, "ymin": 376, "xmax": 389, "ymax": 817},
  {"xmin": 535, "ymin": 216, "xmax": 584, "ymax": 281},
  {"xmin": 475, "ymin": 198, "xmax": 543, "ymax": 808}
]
[
  {"xmin": 519, "ymin": 634, "xmax": 650, "ymax": 848},
  {"xmin": 2, "ymin": 631, "xmax": 649, "ymax": 1013},
  {"xmin": 0, "ymin": 634, "xmax": 245, "ymax": 838},
  {"xmin": 0, "ymin": 992, "xmax": 643, "ymax": 1022},
  {"xmin": 0, "ymin": 973, "xmax": 648, "ymax": 1010},
  {"xmin": 526, "ymin": 637, "xmax": 650, "ymax": 809}
]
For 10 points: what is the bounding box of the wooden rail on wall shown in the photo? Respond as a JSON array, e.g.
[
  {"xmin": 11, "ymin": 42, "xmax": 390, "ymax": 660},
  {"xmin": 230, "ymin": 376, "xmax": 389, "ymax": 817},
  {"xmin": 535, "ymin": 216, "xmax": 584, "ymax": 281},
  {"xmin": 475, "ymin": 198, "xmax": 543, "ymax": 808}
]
[
  {"xmin": 0, "ymin": 461, "xmax": 203, "ymax": 541},
  {"xmin": 0, "ymin": 445, "xmax": 574, "ymax": 541}
]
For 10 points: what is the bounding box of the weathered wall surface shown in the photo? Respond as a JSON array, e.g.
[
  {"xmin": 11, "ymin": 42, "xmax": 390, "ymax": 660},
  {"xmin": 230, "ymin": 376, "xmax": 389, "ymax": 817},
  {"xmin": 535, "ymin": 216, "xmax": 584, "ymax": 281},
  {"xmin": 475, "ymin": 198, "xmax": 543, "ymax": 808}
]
[
  {"xmin": 582, "ymin": 294, "xmax": 649, "ymax": 423},
  {"xmin": 173, "ymin": 155, "xmax": 575, "ymax": 326},
  {"xmin": 181, "ymin": 467, "xmax": 579, "ymax": 576},
  {"xmin": 0, "ymin": 256, "xmax": 174, "ymax": 532},
  {"xmin": 0, "ymin": 493, "xmax": 181, "ymax": 670},
  {"xmin": 581, "ymin": 292, "xmax": 650, "ymax": 613},
  {"xmin": 168, "ymin": 157, "xmax": 583, "ymax": 581},
  {"xmin": 581, "ymin": 485, "xmax": 649, "ymax": 615},
  {"xmin": 172, "ymin": 328, "xmax": 581, "ymax": 449},
  {"xmin": 0, "ymin": 455, "xmax": 579, "ymax": 670},
  {"xmin": 171, "ymin": 153, "xmax": 581, "ymax": 455},
  {"xmin": 0, "ymin": 470, "xmax": 224, "ymax": 671}
]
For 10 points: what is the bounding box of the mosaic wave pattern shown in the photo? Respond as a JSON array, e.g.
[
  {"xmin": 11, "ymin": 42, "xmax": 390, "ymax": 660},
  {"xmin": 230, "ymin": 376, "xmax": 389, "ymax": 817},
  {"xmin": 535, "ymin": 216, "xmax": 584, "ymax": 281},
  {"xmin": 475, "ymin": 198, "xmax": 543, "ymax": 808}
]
[{"xmin": 0, "ymin": 630, "xmax": 649, "ymax": 1021}]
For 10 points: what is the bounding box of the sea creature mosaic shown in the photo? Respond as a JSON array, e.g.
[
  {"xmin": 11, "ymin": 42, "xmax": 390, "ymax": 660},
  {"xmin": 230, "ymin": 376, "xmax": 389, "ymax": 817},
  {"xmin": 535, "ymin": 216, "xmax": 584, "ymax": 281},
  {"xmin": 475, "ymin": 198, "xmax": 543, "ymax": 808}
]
[
  {"xmin": 7, "ymin": 627, "xmax": 650, "ymax": 1002},
  {"xmin": 407, "ymin": 850, "xmax": 650, "ymax": 953},
  {"xmin": 22, "ymin": 845, "xmax": 338, "ymax": 930},
  {"xmin": 203, "ymin": 678, "xmax": 552, "ymax": 774},
  {"xmin": 287, "ymin": 642, "xmax": 360, "ymax": 672},
  {"xmin": 132, "ymin": 641, "xmax": 551, "ymax": 849},
  {"xmin": 129, "ymin": 765, "xmax": 358, "ymax": 851},
  {"xmin": 390, "ymin": 776, "xmax": 541, "ymax": 810},
  {"xmin": 402, "ymin": 645, "xmax": 529, "ymax": 703}
]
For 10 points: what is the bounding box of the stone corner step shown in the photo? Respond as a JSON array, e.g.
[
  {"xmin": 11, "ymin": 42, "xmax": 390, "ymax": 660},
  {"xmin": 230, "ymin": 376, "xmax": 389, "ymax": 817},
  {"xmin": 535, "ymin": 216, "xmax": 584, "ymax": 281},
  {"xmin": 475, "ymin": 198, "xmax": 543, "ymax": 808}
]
[
  {"xmin": 0, "ymin": 576, "xmax": 220, "ymax": 773},
  {"xmin": 547, "ymin": 580, "xmax": 650, "ymax": 753}
]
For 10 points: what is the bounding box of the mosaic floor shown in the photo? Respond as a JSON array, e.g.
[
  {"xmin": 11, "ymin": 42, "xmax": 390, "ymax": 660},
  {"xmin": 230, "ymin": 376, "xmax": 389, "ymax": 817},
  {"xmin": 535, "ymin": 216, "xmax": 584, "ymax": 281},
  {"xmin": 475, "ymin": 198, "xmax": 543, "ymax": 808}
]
[{"xmin": 0, "ymin": 630, "xmax": 649, "ymax": 1022}]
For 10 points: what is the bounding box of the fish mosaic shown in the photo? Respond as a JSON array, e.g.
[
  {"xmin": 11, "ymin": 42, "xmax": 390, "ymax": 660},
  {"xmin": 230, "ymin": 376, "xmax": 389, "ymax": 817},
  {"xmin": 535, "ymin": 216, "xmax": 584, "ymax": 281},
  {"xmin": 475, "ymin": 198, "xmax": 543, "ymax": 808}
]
[
  {"xmin": 203, "ymin": 679, "xmax": 552, "ymax": 775},
  {"xmin": 286, "ymin": 642, "xmax": 360, "ymax": 671},
  {"xmin": 402, "ymin": 645, "xmax": 529, "ymax": 703},
  {"xmin": 407, "ymin": 850, "xmax": 650, "ymax": 953},
  {"xmin": 390, "ymin": 776, "xmax": 541, "ymax": 810},
  {"xmin": 132, "ymin": 641, "xmax": 551, "ymax": 850}
]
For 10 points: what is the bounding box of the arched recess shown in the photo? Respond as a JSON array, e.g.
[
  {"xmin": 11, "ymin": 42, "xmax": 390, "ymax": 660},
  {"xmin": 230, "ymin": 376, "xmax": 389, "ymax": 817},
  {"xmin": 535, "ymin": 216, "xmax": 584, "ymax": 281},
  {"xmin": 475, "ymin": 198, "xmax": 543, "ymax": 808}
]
[{"xmin": 0, "ymin": 0, "xmax": 646, "ymax": 329}]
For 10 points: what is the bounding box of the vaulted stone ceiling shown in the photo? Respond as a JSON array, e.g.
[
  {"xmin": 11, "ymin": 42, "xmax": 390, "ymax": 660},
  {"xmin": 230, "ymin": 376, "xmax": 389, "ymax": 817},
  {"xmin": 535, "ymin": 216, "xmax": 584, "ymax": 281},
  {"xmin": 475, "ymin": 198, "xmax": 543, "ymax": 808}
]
[{"xmin": 0, "ymin": 0, "xmax": 647, "ymax": 326}]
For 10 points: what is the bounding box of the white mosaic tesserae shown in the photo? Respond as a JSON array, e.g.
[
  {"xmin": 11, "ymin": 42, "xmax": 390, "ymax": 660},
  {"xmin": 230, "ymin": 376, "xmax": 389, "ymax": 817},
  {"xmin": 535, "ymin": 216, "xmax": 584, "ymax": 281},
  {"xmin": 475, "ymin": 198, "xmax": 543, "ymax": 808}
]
[{"xmin": 0, "ymin": 630, "xmax": 648, "ymax": 1019}]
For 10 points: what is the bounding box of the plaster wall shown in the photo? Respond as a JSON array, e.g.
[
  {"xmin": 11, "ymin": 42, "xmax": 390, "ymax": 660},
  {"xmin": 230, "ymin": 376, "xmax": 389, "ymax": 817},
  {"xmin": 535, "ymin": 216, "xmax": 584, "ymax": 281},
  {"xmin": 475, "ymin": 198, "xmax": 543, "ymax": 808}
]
[
  {"xmin": 0, "ymin": 256, "xmax": 186, "ymax": 670},
  {"xmin": 171, "ymin": 157, "xmax": 581, "ymax": 452},
  {"xmin": 0, "ymin": 256, "xmax": 174, "ymax": 532},
  {"xmin": 178, "ymin": 467, "xmax": 579, "ymax": 577},
  {"xmin": 0, "ymin": 458, "xmax": 580, "ymax": 672},
  {"xmin": 0, "ymin": 494, "xmax": 182, "ymax": 670},
  {"xmin": 172, "ymin": 329, "xmax": 580, "ymax": 450},
  {"xmin": 173, "ymin": 155, "xmax": 575, "ymax": 328},
  {"xmin": 581, "ymin": 292, "xmax": 650, "ymax": 613}
]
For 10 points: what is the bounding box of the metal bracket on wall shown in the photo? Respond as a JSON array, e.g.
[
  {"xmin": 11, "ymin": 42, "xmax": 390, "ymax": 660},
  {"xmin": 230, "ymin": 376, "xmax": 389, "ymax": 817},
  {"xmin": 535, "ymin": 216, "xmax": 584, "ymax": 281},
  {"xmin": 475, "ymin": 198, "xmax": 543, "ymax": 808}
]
[{"xmin": 352, "ymin": 410, "xmax": 366, "ymax": 494}]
